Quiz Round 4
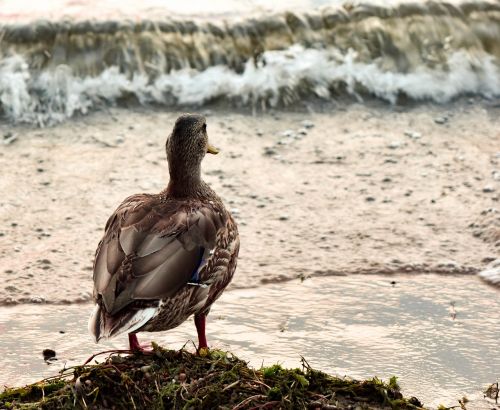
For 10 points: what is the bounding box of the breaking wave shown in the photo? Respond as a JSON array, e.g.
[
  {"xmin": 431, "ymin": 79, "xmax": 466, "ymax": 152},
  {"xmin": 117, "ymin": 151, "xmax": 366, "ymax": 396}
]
[{"xmin": 1, "ymin": 1, "xmax": 500, "ymax": 125}]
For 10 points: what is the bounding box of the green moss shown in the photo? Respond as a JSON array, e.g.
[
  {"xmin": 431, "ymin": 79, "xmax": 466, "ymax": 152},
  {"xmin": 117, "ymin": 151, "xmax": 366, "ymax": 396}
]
[{"xmin": 0, "ymin": 347, "xmax": 426, "ymax": 409}]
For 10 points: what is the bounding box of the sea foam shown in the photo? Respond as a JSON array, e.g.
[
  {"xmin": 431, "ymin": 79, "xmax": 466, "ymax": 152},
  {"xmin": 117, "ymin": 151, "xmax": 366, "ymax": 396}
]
[{"xmin": 1, "ymin": 45, "xmax": 499, "ymax": 126}]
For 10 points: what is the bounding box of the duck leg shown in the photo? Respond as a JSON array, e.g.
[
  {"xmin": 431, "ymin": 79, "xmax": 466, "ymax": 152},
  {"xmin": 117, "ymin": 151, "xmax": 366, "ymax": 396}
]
[
  {"xmin": 194, "ymin": 313, "xmax": 208, "ymax": 352},
  {"xmin": 128, "ymin": 333, "xmax": 152, "ymax": 353}
]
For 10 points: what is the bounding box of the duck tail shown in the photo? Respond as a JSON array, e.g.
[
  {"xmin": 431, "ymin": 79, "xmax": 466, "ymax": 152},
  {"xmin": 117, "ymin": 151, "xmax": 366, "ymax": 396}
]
[
  {"xmin": 88, "ymin": 303, "xmax": 158, "ymax": 343},
  {"xmin": 88, "ymin": 304, "xmax": 104, "ymax": 343}
]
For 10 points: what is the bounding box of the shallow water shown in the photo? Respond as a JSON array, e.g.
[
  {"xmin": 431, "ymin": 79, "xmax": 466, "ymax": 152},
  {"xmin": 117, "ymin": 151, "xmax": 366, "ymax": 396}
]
[{"xmin": 0, "ymin": 274, "xmax": 498, "ymax": 409}]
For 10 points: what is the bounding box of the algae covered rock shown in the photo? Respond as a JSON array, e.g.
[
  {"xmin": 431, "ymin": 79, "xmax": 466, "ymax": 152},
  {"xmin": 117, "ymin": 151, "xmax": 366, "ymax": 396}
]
[{"xmin": 0, "ymin": 345, "xmax": 424, "ymax": 409}]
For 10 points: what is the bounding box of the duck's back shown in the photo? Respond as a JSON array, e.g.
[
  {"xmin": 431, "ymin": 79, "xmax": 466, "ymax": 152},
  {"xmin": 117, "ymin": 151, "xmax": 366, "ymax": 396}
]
[{"xmin": 89, "ymin": 191, "xmax": 239, "ymax": 340}]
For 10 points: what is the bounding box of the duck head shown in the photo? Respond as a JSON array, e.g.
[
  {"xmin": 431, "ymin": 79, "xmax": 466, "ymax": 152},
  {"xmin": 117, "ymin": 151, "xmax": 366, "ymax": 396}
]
[{"xmin": 166, "ymin": 114, "xmax": 218, "ymax": 196}]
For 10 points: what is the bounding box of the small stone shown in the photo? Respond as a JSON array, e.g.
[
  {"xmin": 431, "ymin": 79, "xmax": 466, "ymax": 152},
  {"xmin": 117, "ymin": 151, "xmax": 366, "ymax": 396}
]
[
  {"xmin": 30, "ymin": 296, "xmax": 45, "ymax": 303},
  {"xmin": 281, "ymin": 130, "xmax": 295, "ymax": 138},
  {"xmin": 388, "ymin": 141, "xmax": 401, "ymax": 149},
  {"xmin": 277, "ymin": 139, "xmax": 291, "ymax": 146},
  {"xmin": 278, "ymin": 215, "xmax": 289, "ymax": 221},
  {"xmin": 230, "ymin": 208, "xmax": 240, "ymax": 215},
  {"xmin": 301, "ymin": 120, "xmax": 314, "ymax": 129},
  {"xmin": 256, "ymin": 130, "xmax": 263, "ymax": 137},
  {"xmin": 483, "ymin": 186, "xmax": 495, "ymax": 193},
  {"xmin": 434, "ymin": 116, "xmax": 448, "ymax": 124},
  {"xmin": 297, "ymin": 128, "xmax": 308, "ymax": 136},
  {"xmin": 42, "ymin": 349, "xmax": 56, "ymax": 360},
  {"xmin": 115, "ymin": 136, "xmax": 124, "ymax": 144},
  {"xmin": 365, "ymin": 196, "xmax": 376, "ymax": 202},
  {"xmin": 263, "ymin": 147, "xmax": 277, "ymax": 156},
  {"xmin": 3, "ymin": 132, "xmax": 17, "ymax": 145},
  {"xmin": 404, "ymin": 130, "xmax": 422, "ymax": 139}
]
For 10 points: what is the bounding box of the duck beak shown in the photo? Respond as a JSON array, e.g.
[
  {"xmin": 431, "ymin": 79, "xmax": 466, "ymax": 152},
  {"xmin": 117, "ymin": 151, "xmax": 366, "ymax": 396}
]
[{"xmin": 207, "ymin": 143, "xmax": 219, "ymax": 155}]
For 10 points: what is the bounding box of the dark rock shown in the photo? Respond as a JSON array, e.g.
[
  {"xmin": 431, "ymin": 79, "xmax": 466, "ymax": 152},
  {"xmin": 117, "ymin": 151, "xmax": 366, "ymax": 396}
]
[{"xmin": 43, "ymin": 349, "xmax": 56, "ymax": 360}]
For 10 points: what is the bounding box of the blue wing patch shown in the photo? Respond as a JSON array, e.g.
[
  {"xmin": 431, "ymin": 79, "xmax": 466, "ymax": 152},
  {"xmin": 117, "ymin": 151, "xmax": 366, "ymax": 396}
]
[{"xmin": 189, "ymin": 247, "xmax": 205, "ymax": 283}]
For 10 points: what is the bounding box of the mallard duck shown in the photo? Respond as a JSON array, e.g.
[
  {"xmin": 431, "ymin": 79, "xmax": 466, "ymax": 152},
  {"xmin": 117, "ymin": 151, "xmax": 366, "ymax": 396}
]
[{"xmin": 88, "ymin": 114, "xmax": 239, "ymax": 352}]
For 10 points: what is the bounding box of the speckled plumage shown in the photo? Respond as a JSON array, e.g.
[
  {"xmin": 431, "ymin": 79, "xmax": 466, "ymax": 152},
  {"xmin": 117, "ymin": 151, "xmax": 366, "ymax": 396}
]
[{"xmin": 88, "ymin": 114, "xmax": 239, "ymax": 350}]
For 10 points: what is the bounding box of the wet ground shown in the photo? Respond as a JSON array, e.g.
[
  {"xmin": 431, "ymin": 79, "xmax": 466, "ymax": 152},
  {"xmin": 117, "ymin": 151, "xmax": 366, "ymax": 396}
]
[{"xmin": 1, "ymin": 274, "xmax": 498, "ymax": 409}]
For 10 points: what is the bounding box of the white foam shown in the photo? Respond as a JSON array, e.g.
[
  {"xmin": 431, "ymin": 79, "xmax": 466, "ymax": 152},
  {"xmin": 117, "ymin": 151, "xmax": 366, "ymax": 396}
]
[
  {"xmin": 1, "ymin": 45, "xmax": 500, "ymax": 125},
  {"xmin": 479, "ymin": 259, "xmax": 500, "ymax": 287}
]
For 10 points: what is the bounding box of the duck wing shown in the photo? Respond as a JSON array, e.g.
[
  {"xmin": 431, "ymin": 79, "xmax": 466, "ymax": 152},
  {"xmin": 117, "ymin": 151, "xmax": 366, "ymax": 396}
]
[{"xmin": 90, "ymin": 194, "xmax": 225, "ymax": 336}]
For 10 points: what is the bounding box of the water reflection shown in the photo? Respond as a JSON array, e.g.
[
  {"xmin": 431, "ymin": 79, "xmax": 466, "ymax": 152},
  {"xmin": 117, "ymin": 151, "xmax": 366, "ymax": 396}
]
[{"xmin": 0, "ymin": 274, "xmax": 498, "ymax": 409}]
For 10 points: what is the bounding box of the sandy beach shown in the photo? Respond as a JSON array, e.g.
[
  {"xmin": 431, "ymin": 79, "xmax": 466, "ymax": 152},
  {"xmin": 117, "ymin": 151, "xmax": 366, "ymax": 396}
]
[{"xmin": 0, "ymin": 99, "xmax": 498, "ymax": 305}]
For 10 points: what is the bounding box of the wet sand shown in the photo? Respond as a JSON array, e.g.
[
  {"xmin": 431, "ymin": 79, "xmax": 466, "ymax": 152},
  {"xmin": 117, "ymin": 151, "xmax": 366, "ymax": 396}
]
[{"xmin": 0, "ymin": 100, "xmax": 499, "ymax": 304}]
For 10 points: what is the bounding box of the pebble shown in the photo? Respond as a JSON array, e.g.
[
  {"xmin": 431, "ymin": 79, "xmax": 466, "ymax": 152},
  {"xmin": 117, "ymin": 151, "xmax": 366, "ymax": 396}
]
[
  {"xmin": 404, "ymin": 131, "xmax": 422, "ymax": 140},
  {"xmin": 263, "ymin": 147, "xmax": 277, "ymax": 156},
  {"xmin": 278, "ymin": 215, "xmax": 289, "ymax": 221},
  {"xmin": 301, "ymin": 120, "xmax": 314, "ymax": 129},
  {"xmin": 298, "ymin": 128, "xmax": 308, "ymax": 136},
  {"xmin": 434, "ymin": 116, "xmax": 448, "ymax": 124},
  {"xmin": 483, "ymin": 186, "xmax": 495, "ymax": 193},
  {"xmin": 30, "ymin": 296, "xmax": 45, "ymax": 303},
  {"xmin": 281, "ymin": 130, "xmax": 295, "ymax": 138},
  {"xmin": 42, "ymin": 349, "xmax": 56, "ymax": 360},
  {"xmin": 388, "ymin": 141, "xmax": 402, "ymax": 149},
  {"xmin": 3, "ymin": 132, "xmax": 17, "ymax": 145},
  {"xmin": 365, "ymin": 196, "xmax": 376, "ymax": 202}
]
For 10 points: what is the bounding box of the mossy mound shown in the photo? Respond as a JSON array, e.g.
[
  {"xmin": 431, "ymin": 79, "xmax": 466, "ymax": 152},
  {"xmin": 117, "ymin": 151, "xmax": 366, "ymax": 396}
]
[{"xmin": 1, "ymin": 344, "xmax": 424, "ymax": 409}]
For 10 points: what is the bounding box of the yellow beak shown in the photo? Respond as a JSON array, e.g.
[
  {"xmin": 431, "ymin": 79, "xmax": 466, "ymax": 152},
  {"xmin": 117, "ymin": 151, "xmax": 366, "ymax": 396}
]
[{"xmin": 207, "ymin": 144, "xmax": 219, "ymax": 155}]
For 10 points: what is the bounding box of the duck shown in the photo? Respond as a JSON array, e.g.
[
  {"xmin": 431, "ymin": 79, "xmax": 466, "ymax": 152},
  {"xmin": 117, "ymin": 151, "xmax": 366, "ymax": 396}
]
[{"xmin": 88, "ymin": 113, "xmax": 239, "ymax": 352}]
